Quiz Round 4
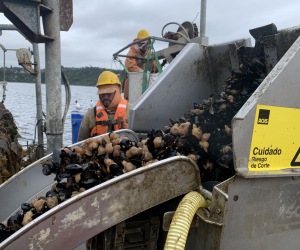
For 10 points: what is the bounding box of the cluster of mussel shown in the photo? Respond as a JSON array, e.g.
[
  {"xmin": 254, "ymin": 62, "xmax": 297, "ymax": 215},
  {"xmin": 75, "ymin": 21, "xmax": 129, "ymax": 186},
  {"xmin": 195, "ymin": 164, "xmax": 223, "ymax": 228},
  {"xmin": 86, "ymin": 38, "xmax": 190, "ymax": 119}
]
[
  {"xmin": 0, "ymin": 103, "xmax": 23, "ymax": 184},
  {"xmin": 179, "ymin": 57, "xmax": 267, "ymax": 183},
  {"xmin": 0, "ymin": 47, "xmax": 267, "ymax": 243}
]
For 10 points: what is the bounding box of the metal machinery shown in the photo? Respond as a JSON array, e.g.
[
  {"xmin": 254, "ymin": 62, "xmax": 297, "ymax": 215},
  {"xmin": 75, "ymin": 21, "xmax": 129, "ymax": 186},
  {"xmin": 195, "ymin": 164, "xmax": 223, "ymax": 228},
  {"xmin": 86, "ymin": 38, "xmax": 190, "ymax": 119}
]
[
  {"xmin": 0, "ymin": 130, "xmax": 200, "ymax": 249},
  {"xmin": 0, "ymin": 22, "xmax": 300, "ymax": 249},
  {"xmin": 128, "ymin": 23, "xmax": 300, "ymax": 249},
  {"xmin": 1, "ymin": 15, "xmax": 300, "ymax": 250}
]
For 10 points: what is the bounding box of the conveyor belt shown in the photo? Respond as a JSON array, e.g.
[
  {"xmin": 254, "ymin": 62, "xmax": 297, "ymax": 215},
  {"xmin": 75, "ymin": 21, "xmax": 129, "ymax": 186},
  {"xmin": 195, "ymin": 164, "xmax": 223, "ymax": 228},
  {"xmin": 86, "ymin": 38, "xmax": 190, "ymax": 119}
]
[
  {"xmin": 0, "ymin": 129, "xmax": 200, "ymax": 249},
  {"xmin": 0, "ymin": 129, "xmax": 139, "ymax": 222}
]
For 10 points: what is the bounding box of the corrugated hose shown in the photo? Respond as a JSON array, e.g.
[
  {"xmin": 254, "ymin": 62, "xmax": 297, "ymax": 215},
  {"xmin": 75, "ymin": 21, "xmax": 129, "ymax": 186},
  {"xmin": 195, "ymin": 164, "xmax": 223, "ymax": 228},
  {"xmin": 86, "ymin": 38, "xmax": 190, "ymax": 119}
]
[{"xmin": 164, "ymin": 191, "xmax": 206, "ymax": 250}]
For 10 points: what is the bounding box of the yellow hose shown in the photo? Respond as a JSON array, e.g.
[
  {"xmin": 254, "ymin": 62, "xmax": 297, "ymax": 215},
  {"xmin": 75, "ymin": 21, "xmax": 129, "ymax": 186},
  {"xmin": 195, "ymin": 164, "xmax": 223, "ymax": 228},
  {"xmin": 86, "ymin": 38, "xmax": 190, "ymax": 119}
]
[{"xmin": 164, "ymin": 191, "xmax": 206, "ymax": 250}]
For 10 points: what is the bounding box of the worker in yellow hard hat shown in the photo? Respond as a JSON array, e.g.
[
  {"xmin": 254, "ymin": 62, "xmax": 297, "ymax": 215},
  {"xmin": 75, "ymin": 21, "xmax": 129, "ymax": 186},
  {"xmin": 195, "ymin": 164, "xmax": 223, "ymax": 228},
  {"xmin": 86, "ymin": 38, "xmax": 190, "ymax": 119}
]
[
  {"xmin": 78, "ymin": 70, "xmax": 128, "ymax": 141},
  {"xmin": 123, "ymin": 29, "xmax": 157, "ymax": 100}
]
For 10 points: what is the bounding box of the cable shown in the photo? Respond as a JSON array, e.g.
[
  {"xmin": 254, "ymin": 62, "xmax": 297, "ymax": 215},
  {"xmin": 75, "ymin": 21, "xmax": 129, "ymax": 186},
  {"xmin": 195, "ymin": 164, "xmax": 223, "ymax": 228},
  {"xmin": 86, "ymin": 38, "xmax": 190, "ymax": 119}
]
[
  {"xmin": 61, "ymin": 66, "xmax": 71, "ymax": 131},
  {"xmin": 114, "ymin": 57, "xmax": 129, "ymax": 73},
  {"xmin": 112, "ymin": 58, "xmax": 122, "ymax": 70},
  {"xmin": 32, "ymin": 118, "xmax": 45, "ymax": 145},
  {"xmin": 192, "ymin": 12, "xmax": 199, "ymax": 23},
  {"xmin": 150, "ymin": 40, "xmax": 163, "ymax": 73},
  {"xmin": 161, "ymin": 22, "xmax": 191, "ymax": 43}
]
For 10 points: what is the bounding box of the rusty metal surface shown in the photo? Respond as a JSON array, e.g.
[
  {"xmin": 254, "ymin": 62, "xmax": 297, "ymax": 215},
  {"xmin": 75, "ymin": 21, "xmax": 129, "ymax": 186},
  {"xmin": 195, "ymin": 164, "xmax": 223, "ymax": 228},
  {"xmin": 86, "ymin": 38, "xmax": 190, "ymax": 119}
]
[
  {"xmin": 201, "ymin": 179, "xmax": 229, "ymax": 226},
  {"xmin": 3, "ymin": 0, "xmax": 53, "ymax": 43},
  {"xmin": 43, "ymin": 0, "xmax": 63, "ymax": 152},
  {"xmin": 59, "ymin": 0, "xmax": 73, "ymax": 31},
  {"xmin": 0, "ymin": 156, "xmax": 200, "ymax": 249},
  {"xmin": 220, "ymin": 176, "xmax": 300, "ymax": 249}
]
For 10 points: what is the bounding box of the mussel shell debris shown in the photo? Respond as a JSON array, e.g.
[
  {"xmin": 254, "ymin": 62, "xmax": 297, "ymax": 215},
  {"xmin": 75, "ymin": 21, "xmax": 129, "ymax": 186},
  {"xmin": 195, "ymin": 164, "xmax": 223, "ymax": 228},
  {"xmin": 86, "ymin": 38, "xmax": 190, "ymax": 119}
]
[
  {"xmin": 0, "ymin": 44, "xmax": 268, "ymax": 242},
  {"xmin": 65, "ymin": 164, "xmax": 84, "ymax": 175},
  {"xmin": 21, "ymin": 203, "xmax": 32, "ymax": 213}
]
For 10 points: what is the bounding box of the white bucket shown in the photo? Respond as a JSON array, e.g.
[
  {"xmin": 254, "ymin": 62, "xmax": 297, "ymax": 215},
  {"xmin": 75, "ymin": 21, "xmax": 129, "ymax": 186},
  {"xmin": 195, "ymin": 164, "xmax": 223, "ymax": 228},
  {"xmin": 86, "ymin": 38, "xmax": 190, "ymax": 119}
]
[
  {"xmin": 149, "ymin": 73, "xmax": 159, "ymax": 87},
  {"xmin": 128, "ymin": 72, "xmax": 148, "ymax": 105},
  {"xmin": 128, "ymin": 72, "xmax": 159, "ymax": 105}
]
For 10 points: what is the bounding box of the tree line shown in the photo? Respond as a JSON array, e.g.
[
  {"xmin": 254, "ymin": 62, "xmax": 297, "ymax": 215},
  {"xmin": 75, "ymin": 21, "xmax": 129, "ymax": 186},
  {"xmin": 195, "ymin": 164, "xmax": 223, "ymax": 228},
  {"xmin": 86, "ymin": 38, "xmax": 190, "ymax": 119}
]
[{"xmin": 0, "ymin": 66, "xmax": 124, "ymax": 86}]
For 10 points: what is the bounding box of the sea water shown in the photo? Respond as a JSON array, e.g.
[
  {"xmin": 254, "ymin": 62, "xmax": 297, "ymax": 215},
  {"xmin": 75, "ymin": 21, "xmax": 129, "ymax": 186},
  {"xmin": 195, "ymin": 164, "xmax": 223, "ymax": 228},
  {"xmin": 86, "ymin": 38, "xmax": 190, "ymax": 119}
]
[{"xmin": 2, "ymin": 82, "xmax": 99, "ymax": 148}]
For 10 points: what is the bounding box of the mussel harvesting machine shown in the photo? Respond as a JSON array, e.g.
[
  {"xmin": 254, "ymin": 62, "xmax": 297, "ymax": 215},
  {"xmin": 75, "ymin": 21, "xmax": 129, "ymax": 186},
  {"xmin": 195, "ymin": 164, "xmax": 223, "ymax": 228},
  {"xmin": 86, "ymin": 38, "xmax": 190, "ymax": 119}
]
[{"xmin": 1, "ymin": 23, "xmax": 300, "ymax": 249}]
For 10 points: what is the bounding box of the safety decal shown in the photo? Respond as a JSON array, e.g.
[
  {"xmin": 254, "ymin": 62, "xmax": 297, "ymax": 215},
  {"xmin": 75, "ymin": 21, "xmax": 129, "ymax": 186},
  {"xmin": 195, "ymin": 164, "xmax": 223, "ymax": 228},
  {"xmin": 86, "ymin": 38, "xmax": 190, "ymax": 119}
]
[
  {"xmin": 291, "ymin": 147, "xmax": 300, "ymax": 166},
  {"xmin": 248, "ymin": 105, "xmax": 300, "ymax": 171}
]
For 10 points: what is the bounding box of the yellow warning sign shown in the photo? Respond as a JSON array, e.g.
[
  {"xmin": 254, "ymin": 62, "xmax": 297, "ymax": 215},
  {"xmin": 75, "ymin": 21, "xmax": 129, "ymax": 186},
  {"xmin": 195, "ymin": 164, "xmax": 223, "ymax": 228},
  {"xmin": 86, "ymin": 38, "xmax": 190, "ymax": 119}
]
[{"xmin": 248, "ymin": 105, "xmax": 300, "ymax": 171}]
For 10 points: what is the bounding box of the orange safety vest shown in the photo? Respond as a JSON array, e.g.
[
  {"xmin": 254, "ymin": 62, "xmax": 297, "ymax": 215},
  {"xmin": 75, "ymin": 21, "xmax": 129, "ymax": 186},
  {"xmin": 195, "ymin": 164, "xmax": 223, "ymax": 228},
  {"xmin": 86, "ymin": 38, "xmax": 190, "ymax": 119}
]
[{"xmin": 90, "ymin": 99, "xmax": 128, "ymax": 137}]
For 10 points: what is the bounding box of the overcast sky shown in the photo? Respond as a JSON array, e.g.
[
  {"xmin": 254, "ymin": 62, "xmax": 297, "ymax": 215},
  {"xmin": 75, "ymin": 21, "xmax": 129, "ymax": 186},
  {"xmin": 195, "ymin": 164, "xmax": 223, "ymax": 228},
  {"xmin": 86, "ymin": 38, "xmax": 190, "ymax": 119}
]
[{"xmin": 0, "ymin": 0, "xmax": 299, "ymax": 70}]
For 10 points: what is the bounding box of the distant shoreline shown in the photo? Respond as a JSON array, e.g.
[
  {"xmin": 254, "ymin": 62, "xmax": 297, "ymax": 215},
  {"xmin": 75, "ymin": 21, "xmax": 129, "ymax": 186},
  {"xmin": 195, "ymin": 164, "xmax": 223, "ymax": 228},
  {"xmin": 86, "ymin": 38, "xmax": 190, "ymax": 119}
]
[{"xmin": 0, "ymin": 66, "xmax": 123, "ymax": 87}]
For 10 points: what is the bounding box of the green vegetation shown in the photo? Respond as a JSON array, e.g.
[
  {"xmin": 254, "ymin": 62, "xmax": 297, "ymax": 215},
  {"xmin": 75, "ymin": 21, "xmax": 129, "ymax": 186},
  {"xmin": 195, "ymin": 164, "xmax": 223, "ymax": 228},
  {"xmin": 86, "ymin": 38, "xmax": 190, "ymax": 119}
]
[{"xmin": 0, "ymin": 66, "xmax": 124, "ymax": 86}]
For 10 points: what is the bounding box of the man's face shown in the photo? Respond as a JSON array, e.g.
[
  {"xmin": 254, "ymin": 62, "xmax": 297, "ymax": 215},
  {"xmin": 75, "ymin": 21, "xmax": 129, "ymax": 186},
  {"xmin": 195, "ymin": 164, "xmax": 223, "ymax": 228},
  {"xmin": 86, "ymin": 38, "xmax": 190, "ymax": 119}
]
[
  {"xmin": 99, "ymin": 91, "xmax": 116, "ymax": 108},
  {"xmin": 138, "ymin": 42, "xmax": 148, "ymax": 54}
]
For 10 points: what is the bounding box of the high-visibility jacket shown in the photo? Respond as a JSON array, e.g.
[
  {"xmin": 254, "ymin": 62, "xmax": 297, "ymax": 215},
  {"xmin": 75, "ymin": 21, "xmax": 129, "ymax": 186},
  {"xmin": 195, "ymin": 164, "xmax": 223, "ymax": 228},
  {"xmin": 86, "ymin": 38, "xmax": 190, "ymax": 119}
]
[
  {"xmin": 123, "ymin": 44, "xmax": 157, "ymax": 100},
  {"xmin": 90, "ymin": 99, "xmax": 128, "ymax": 136}
]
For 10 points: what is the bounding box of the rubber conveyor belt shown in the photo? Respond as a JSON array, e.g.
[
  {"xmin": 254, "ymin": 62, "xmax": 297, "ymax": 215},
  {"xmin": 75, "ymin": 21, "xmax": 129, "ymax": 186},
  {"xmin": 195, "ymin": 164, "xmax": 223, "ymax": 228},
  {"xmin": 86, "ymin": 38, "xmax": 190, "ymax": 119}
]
[{"xmin": 0, "ymin": 129, "xmax": 200, "ymax": 249}]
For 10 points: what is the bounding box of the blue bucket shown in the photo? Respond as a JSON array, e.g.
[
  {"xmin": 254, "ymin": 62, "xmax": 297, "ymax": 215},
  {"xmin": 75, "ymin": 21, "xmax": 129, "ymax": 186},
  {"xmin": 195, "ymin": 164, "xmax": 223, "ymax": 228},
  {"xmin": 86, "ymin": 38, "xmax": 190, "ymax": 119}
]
[{"xmin": 71, "ymin": 111, "xmax": 84, "ymax": 144}]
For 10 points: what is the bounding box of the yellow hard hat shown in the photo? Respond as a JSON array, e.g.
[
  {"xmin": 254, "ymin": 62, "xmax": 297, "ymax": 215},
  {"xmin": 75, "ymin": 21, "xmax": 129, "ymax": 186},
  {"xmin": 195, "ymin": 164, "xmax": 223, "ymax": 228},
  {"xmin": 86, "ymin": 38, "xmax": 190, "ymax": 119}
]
[
  {"xmin": 137, "ymin": 29, "xmax": 150, "ymax": 40},
  {"xmin": 96, "ymin": 71, "xmax": 121, "ymax": 87}
]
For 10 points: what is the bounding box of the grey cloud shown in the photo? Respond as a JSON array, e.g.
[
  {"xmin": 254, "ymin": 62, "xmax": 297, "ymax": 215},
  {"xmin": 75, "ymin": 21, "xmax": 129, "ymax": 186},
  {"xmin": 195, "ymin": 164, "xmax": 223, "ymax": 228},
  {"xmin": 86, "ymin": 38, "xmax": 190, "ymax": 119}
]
[{"xmin": 0, "ymin": 0, "xmax": 299, "ymax": 69}]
